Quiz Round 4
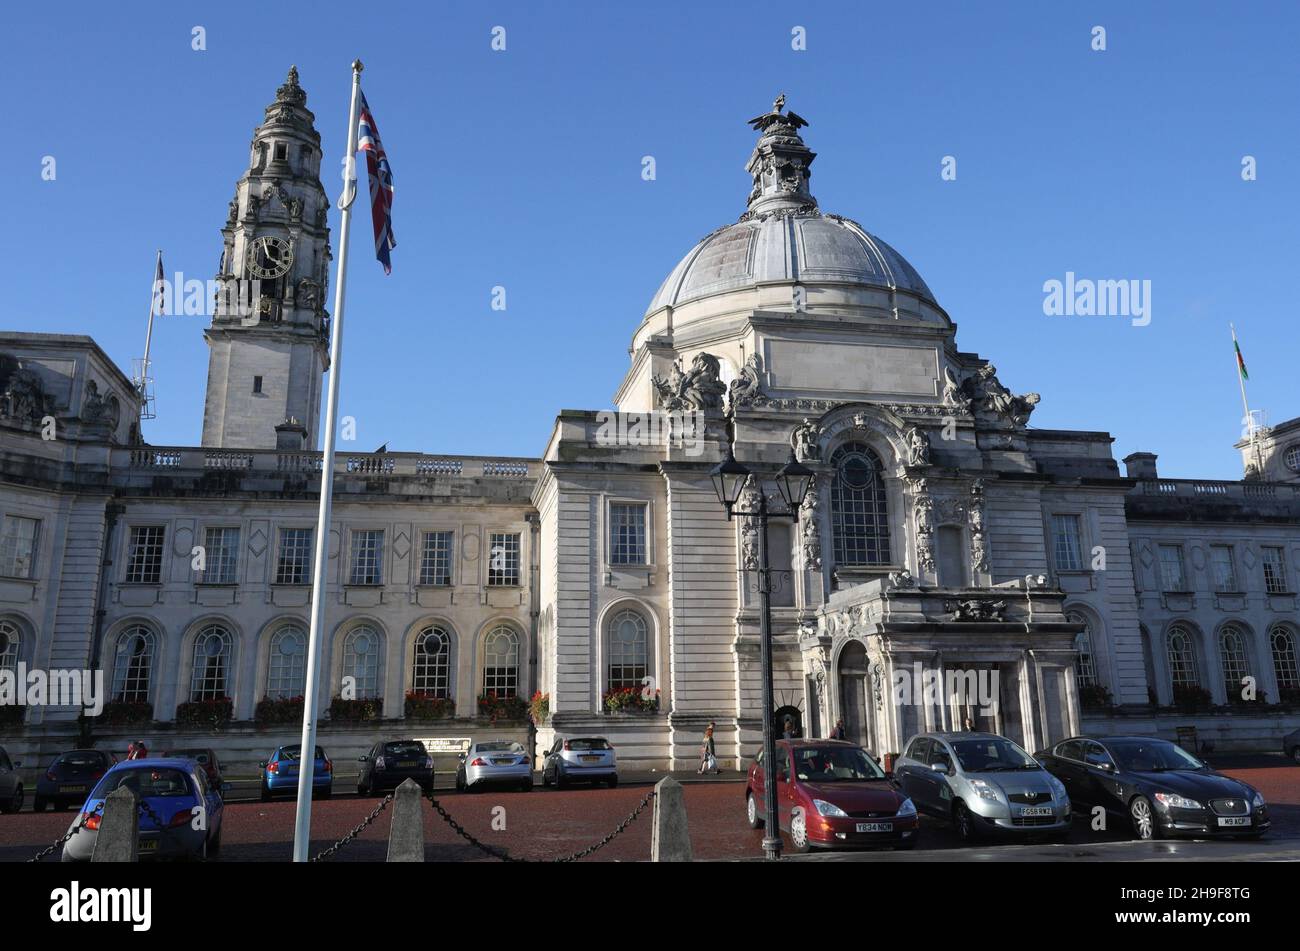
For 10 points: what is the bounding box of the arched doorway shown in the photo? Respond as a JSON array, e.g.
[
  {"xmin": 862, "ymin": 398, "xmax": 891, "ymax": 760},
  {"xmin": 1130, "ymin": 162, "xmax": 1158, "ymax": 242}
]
[{"xmin": 837, "ymin": 641, "xmax": 870, "ymax": 747}]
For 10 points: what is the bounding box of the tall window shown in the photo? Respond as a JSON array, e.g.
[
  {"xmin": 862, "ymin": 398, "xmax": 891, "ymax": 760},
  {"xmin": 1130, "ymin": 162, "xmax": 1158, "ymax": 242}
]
[
  {"xmin": 190, "ymin": 625, "xmax": 233, "ymax": 700},
  {"xmin": 1157, "ymin": 544, "xmax": 1187, "ymax": 592},
  {"xmin": 607, "ymin": 609, "xmax": 648, "ymax": 690},
  {"xmin": 418, "ymin": 531, "xmax": 453, "ymax": 586},
  {"xmin": 482, "ymin": 625, "xmax": 520, "ymax": 697},
  {"xmin": 1051, "ymin": 515, "xmax": 1084, "ymax": 571},
  {"xmin": 829, "ymin": 442, "xmax": 890, "ymax": 567},
  {"xmin": 267, "ymin": 625, "xmax": 307, "ymax": 699},
  {"xmin": 111, "ymin": 626, "xmax": 154, "ymax": 703},
  {"xmin": 275, "ymin": 528, "xmax": 312, "ymax": 584},
  {"xmin": 201, "ymin": 527, "xmax": 240, "ymax": 584},
  {"xmin": 1068, "ymin": 611, "xmax": 1097, "ymax": 688},
  {"xmin": 342, "ymin": 625, "xmax": 381, "ymax": 698},
  {"xmin": 1262, "ymin": 546, "xmax": 1288, "ymax": 594},
  {"xmin": 1218, "ymin": 625, "xmax": 1250, "ymax": 702},
  {"xmin": 1210, "ymin": 545, "xmax": 1238, "ymax": 592},
  {"xmin": 609, "ymin": 503, "xmax": 647, "ymax": 565},
  {"xmin": 0, "ymin": 619, "xmax": 20, "ymax": 676},
  {"xmin": 1270, "ymin": 626, "xmax": 1299, "ymax": 694},
  {"xmin": 488, "ymin": 532, "xmax": 520, "ymax": 586},
  {"xmin": 411, "ymin": 625, "xmax": 452, "ymax": 697},
  {"xmin": 349, "ymin": 530, "xmax": 385, "ymax": 585},
  {"xmin": 1166, "ymin": 624, "xmax": 1200, "ymax": 689},
  {"xmin": 125, "ymin": 526, "xmax": 166, "ymax": 584},
  {"xmin": 0, "ymin": 515, "xmax": 39, "ymax": 578}
]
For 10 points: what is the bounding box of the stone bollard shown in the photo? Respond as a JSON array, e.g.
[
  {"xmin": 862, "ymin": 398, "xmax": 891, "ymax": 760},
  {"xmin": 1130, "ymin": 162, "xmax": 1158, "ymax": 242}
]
[
  {"xmin": 650, "ymin": 776, "xmax": 692, "ymax": 862},
  {"xmin": 387, "ymin": 778, "xmax": 425, "ymax": 862},
  {"xmin": 92, "ymin": 786, "xmax": 139, "ymax": 862}
]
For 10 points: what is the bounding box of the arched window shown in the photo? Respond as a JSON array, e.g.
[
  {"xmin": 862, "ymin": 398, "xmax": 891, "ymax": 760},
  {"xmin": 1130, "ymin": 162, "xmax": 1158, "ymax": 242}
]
[
  {"xmin": 829, "ymin": 441, "xmax": 890, "ymax": 567},
  {"xmin": 607, "ymin": 609, "xmax": 648, "ymax": 690},
  {"xmin": 342, "ymin": 625, "xmax": 382, "ymax": 699},
  {"xmin": 111, "ymin": 625, "xmax": 155, "ymax": 703},
  {"xmin": 1218, "ymin": 624, "xmax": 1250, "ymax": 702},
  {"xmin": 190, "ymin": 624, "xmax": 233, "ymax": 701},
  {"xmin": 1068, "ymin": 611, "xmax": 1097, "ymax": 689},
  {"xmin": 0, "ymin": 619, "xmax": 20, "ymax": 675},
  {"xmin": 482, "ymin": 625, "xmax": 520, "ymax": 697},
  {"xmin": 267, "ymin": 625, "xmax": 307, "ymax": 699},
  {"xmin": 411, "ymin": 625, "xmax": 452, "ymax": 697},
  {"xmin": 1269, "ymin": 625, "xmax": 1299, "ymax": 695},
  {"xmin": 1166, "ymin": 624, "xmax": 1200, "ymax": 690}
]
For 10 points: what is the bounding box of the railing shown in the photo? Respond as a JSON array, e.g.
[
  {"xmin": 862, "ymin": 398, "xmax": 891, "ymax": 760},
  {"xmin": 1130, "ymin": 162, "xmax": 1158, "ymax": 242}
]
[
  {"xmin": 116, "ymin": 447, "xmax": 534, "ymax": 480},
  {"xmin": 1138, "ymin": 478, "xmax": 1298, "ymax": 500}
]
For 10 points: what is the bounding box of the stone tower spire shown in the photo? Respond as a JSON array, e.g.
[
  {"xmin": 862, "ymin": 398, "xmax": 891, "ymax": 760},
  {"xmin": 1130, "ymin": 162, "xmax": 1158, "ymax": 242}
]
[
  {"xmin": 743, "ymin": 94, "xmax": 818, "ymax": 216},
  {"xmin": 201, "ymin": 66, "xmax": 333, "ymax": 451}
]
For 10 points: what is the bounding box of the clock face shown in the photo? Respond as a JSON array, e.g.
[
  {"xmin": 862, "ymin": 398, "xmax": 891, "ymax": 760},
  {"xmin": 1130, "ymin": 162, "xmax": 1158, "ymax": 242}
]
[{"xmin": 247, "ymin": 236, "xmax": 293, "ymax": 279}]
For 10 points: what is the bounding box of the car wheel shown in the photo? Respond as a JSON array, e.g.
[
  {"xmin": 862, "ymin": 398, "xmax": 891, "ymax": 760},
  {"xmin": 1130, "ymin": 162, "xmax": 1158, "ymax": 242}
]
[
  {"xmin": 1129, "ymin": 795, "xmax": 1158, "ymax": 840},
  {"xmin": 522, "ymin": 779, "xmax": 534, "ymax": 792},
  {"xmin": 33, "ymin": 796, "xmax": 47, "ymax": 812},
  {"xmin": 542, "ymin": 765, "xmax": 552, "ymax": 788},
  {"xmin": 789, "ymin": 808, "xmax": 812, "ymax": 853},
  {"xmin": 954, "ymin": 801, "xmax": 979, "ymax": 842},
  {"xmin": 1291, "ymin": 746, "xmax": 1300, "ymax": 766},
  {"xmin": 745, "ymin": 792, "xmax": 763, "ymax": 829},
  {"xmin": 260, "ymin": 783, "xmax": 272, "ymax": 804},
  {"xmin": 207, "ymin": 830, "xmax": 222, "ymax": 860},
  {"xmin": 607, "ymin": 775, "xmax": 618, "ymax": 788},
  {"xmin": 555, "ymin": 767, "xmax": 567, "ymax": 790},
  {"xmin": 455, "ymin": 770, "xmax": 465, "ymax": 792},
  {"xmin": 0, "ymin": 785, "xmax": 22, "ymax": 814}
]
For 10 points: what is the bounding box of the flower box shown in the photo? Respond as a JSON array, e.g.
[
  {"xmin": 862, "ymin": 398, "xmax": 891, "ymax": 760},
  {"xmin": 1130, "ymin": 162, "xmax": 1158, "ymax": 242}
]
[
  {"xmin": 602, "ymin": 686, "xmax": 660, "ymax": 714},
  {"xmin": 404, "ymin": 691, "xmax": 453, "ymax": 720},
  {"xmin": 175, "ymin": 697, "xmax": 233, "ymax": 728}
]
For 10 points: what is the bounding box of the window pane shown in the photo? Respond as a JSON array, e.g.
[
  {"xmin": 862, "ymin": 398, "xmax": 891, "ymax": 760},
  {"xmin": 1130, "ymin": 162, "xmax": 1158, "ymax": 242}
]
[
  {"xmin": 350, "ymin": 530, "xmax": 384, "ymax": 585},
  {"xmin": 267, "ymin": 626, "xmax": 307, "ymax": 699},
  {"xmin": 1219, "ymin": 626, "xmax": 1249, "ymax": 701},
  {"xmin": 609, "ymin": 504, "xmax": 647, "ymax": 565},
  {"xmin": 1263, "ymin": 547, "xmax": 1287, "ymax": 594},
  {"xmin": 125, "ymin": 526, "xmax": 165, "ymax": 584},
  {"xmin": 112, "ymin": 626, "xmax": 154, "ymax": 703},
  {"xmin": 1166, "ymin": 625, "xmax": 1199, "ymax": 688},
  {"xmin": 190, "ymin": 625, "xmax": 232, "ymax": 700},
  {"xmin": 276, "ymin": 528, "xmax": 312, "ymax": 585},
  {"xmin": 1210, "ymin": 546, "xmax": 1237, "ymax": 592},
  {"xmin": 608, "ymin": 610, "xmax": 648, "ymax": 690},
  {"xmin": 0, "ymin": 516, "xmax": 39, "ymax": 578},
  {"xmin": 1052, "ymin": 515, "xmax": 1083, "ymax": 572},
  {"xmin": 830, "ymin": 443, "xmax": 890, "ymax": 567},
  {"xmin": 1158, "ymin": 545, "xmax": 1186, "ymax": 592},
  {"xmin": 419, "ymin": 531, "xmax": 453, "ymax": 586},
  {"xmin": 342, "ymin": 626, "xmax": 381, "ymax": 698},
  {"xmin": 201, "ymin": 527, "xmax": 239, "ymax": 584},
  {"xmin": 1068, "ymin": 611, "xmax": 1097, "ymax": 688},
  {"xmin": 411, "ymin": 626, "xmax": 451, "ymax": 697},
  {"xmin": 482, "ymin": 626, "xmax": 519, "ymax": 697},
  {"xmin": 1270, "ymin": 626, "xmax": 1299, "ymax": 690},
  {"xmin": 488, "ymin": 533, "xmax": 520, "ymax": 586},
  {"xmin": 0, "ymin": 620, "xmax": 21, "ymax": 674}
]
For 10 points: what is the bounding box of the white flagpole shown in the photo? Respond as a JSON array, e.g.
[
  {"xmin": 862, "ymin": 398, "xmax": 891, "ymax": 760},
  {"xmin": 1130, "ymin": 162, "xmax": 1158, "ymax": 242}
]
[
  {"xmin": 141, "ymin": 249, "xmax": 161, "ymax": 384},
  {"xmin": 1230, "ymin": 323, "xmax": 1263, "ymax": 475},
  {"xmin": 293, "ymin": 59, "xmax": 364, "ymax": 862}
]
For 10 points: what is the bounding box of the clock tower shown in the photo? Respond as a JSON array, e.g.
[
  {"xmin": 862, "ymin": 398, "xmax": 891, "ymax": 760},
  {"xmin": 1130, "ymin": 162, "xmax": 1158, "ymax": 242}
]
[{"xmin": 201, "ymin": 66, "xmax": 332, "ymax": 450}]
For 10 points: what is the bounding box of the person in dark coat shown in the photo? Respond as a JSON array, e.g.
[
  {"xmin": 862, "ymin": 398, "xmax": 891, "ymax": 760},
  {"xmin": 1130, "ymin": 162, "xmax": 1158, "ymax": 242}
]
[{"xmin": 829, "ymin": 718, "xmax": 846, "ymax": 740}]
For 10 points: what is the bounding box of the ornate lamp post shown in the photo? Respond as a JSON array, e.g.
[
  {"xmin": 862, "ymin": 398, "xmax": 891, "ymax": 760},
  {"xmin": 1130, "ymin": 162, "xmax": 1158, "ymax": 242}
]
[{"xmin": 710, "ymin": 446, "xmax": 814, "ymax": 861}]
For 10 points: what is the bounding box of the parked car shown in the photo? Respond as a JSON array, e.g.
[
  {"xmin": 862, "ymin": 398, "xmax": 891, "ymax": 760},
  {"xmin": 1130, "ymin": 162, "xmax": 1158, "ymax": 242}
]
[
  {"xmin": 357, "ymin": 740, "xmax": 435, "ymax": 795},
  {"xmin": 541, "ymin": 736, "xmax": 618, "ymax": 788},
  {"xmin": 259, "ymin": 744, "xmax": 332, "ymax": 801},
  {"xmin": 1036, "ymin": 735, "xmax": 1269, "ymax": 840},
  {"xmin": 0, "ymin": 745, "xmax": 23, "ymax": 814},
  {"xmin": 162, "ymin": 747, "xmax": 224, "ymax": 791},
  {"xmin": 1284, "ymin": 727, "xmax": 1300, "ymax": 765},
  {"xmin": 457, "ymin": 740, "xmax": 532, "ymax": 792},
  {"xmin": 895, "ymin": 732, "xmax": 1070, "ymax": 842},
  {"xmin": 35, "ymin": 749, "xmax": 117, "ymax": 812},
  {"xmin": 61, "ymin": 757, "xmax": 225, "ymax": 862},
  {"xmin": 746, "ymin": 739, "xmax": 918, "ymax": 853}
]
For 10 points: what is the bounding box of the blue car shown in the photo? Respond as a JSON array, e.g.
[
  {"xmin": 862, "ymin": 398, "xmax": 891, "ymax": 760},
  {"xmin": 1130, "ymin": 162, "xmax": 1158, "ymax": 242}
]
[
  {"xmin": 260, "ymin": 744, "xmax": 333, "ymax": 801},
  {"xmin": 61, "ymin": 758, "xmax": 226, "ymax": 862}
]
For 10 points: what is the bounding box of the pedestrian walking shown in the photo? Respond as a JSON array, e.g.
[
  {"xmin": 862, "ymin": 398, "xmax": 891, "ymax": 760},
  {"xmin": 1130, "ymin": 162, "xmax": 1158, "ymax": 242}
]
[
  {"xmin": 829, "ymin": 717, "xmax": 846, "ymax": 740},
  {"xmin": 782, "ymin": 716, "xmax": 797, "ymax": 740},
  {"xmin": 698, "ymin": 721, "xmax": 719, "ymax": 774},
  {"xmin": 126, "ymin": 740, "xmax": 148, "ymax": 760}
]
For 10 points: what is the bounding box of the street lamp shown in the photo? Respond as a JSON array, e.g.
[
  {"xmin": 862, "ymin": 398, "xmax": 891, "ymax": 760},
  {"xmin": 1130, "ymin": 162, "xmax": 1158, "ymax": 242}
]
[{"xmin": 710, "ymin": 446, "xmax": 814, "ymax": 861}]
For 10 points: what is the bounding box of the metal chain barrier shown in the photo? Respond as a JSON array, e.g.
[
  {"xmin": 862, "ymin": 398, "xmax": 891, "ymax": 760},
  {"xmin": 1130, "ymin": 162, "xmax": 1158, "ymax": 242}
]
[
  {"xmin": 424, "ymin": 786, "xmax": 657, "ymax": 863},
  {"xmin": 310, "ymin": 793, "xmax": 395, "ymax": 862},
  {"xmin": 27, "ymin": 801, "xmax": 104, "ymax": 863}
]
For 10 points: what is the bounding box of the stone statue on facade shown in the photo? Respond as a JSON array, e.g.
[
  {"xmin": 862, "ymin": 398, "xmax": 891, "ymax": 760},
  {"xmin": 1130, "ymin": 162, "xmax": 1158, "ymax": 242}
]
[
  {"xmin": 905, "ymin": 426, "xmax": 931, "ymax": 466},
  {"xmin": 792, "ymin": 417, "xmax": 821, "ymax": 462},
  {"xmin": 652, "ymin": 352, "xmax": 727, "ymax": 412},
  {"xmin": 800, "ymin": 477, "xmax": 821, "ymax": 570},
  {"xmin": 728, "ymin": 353, "xmax": 763, "ymax": 409}
]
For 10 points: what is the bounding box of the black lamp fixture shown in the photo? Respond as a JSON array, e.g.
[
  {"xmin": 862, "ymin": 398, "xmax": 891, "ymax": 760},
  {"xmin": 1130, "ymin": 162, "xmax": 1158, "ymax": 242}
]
[
  {"xmin": 710, "ymin": 447, "xmax": 752, "ymax": 516},
  {"xmin": 774, "ymin": 450, "xmax": 815, "ymax": 513}
]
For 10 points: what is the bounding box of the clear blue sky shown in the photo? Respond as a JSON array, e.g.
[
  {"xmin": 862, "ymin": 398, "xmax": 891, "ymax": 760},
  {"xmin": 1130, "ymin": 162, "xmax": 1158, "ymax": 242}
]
[{"xmin": 3, "ymin": 1, "xmax": 1296, "ymax": 479}]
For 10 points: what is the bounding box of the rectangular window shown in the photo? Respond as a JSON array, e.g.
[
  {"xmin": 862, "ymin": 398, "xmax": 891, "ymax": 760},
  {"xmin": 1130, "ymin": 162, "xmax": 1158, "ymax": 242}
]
[
  {"xmin": 1210, "ymin": 545, "xmax": 1238, "ymax": 592},
  {"xmin": 0, "ymin": 515, "xmax": 39, "ymax": 579},
  {"xmin": 253, "ymin": 375, "xmax": 263, "ymax": 394},
  {"xmin": 275, "ymin": 528, "xmax": 312, "ymax": 585},
  {"xmin": 1263, "ymin": 546, "xmax": 1288, "ymax": 594},
  {"xmin": 349, "ymin": 530, "xmax": 385, "ymax": 585},
  {"xmin": 200, "ymin": 527, "xmax": 239, "ymax": 584},
  {"xmin": 418, "ymin": 531, "xmax": 453, "ymax": 586},
  {"xmin": 124, "ymin": 526, "xmax": 166, "ymax": 584},
  {"xmin": 1051, "ymin": 514, "xmax": 1083, "ymax": 571},
  {"xmin": 608, "ymin": 502, "xmax": 647, "ymax": 566},
  {"xmin": 1158, "ymin": 544, "xmax": 1187, "ymax": 592},
  {"xmin": 488, "ymin": 532, "xmax": 520, "ymax": 586}
]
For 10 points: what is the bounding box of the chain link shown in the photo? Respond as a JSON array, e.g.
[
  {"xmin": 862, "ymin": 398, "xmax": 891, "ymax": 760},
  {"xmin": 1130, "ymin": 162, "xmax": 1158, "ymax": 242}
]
[
  {"xmin": 310, "ymin": 793, "xmax": 394, "ymax": 862},
  {"xmin": 27, "ymin": 801, "xmax": 104, "ymax": 863}
]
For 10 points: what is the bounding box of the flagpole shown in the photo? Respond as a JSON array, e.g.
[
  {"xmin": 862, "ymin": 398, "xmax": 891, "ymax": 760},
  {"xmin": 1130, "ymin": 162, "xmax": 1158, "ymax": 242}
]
[
  {"xmin": 1230, "ymin": 323, "xmax": 1263, "ymax": 475},
  {"xmin": 293, "ymin": 59, "xmax": 364, "ymax": 863},
  {"xmin": 141, "ymin": 249, "xmax": 161, "ymax": 383}
]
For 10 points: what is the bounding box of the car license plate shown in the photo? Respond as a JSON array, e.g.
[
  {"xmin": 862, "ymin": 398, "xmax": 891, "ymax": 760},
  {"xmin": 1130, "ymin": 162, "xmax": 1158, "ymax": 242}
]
[
  {"xmin": 1217, "ymin": 817, "xmax": 1251, "ymax": 827},
  {"xmin": 398, "ymin": 761, "xmax": 418, "ymax": 768},
  {"xmin": 856, "ymin": 822, "xmax": 892, "ymax": 833},
  {"xmin": 138, "ymin": 840, "xmax": 158, "ymax": 852},
  {"xmin": 1021, "ymin": 806, "xmax": 1054, "ymax": 817},
  {"xmin": 580, "ymin": 755, "xmax": 601, "ymax": 763},
  {"xmin": 60, "ymin": 785, "xmax": 86, "ymax": 794},
  {"xmin": 492, "ymin": 759, "xmax": 514, "ymax": 766}
]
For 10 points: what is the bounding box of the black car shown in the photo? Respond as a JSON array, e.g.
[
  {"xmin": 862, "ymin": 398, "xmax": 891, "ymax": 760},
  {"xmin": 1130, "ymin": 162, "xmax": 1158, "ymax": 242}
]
[
  {"xmin": 0, "ymin": 745, "xmax": 24, "ymax": 814},
  {"xmin": 357, "ymin": 740, "xmax": 434, "ymax": 796},
  {"xmin": 1036, "ymin": 735, "xmax": 1269, "ymax": 840},
  {"xmin": 34, "ymin": 748, "xmax": 116, "ymax": 811}
]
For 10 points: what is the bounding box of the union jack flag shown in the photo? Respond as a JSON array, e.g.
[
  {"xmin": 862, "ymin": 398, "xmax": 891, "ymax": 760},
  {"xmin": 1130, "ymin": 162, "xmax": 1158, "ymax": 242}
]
[{"xmin": 357, "ymin": 91, "xmax": 395, "ymax": 273}]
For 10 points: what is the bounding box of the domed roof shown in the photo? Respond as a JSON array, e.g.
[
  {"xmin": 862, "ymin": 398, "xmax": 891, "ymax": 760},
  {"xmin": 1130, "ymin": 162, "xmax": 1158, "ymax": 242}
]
[{"xmin": 645, "ymin": 96, "xmax": 936, "ymax": 317}]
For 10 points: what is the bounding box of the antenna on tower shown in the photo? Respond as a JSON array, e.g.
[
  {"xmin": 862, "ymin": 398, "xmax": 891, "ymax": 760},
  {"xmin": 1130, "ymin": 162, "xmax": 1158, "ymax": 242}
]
[{"xmin": 133, "ymin": 250, "xmax": 163, "ymax": 421}]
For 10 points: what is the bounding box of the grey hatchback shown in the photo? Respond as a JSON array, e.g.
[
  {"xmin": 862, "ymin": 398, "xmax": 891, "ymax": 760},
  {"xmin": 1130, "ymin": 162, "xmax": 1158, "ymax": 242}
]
[{"xmin": 895, "ymin": 732, "xmax": 1071, "ymax": 842}]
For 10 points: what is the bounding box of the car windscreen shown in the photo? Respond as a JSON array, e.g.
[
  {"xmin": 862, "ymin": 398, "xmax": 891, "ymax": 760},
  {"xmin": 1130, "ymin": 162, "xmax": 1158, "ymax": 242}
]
[
  {"xmin": 951, "ymin": 737, "xmax": 1038, "ymax": 772},
  {"xmin": 93, "ymin": 768, "xmax": 195, "ymax": 800},
  {"xmin": 477, "ymin": 742, "xmax": 523, "ymax": 753},
  {"xmin": 383, "ymin": 742, "xmax": 426, "ymax": 758},
  {"xmin": 566, "ymin": 739, "xmax": 610, "ymax": 751},
  {"xmin": 1107, "ymin": 740, "xmax": 1204, "ymax": 772},
  {"xmin": 790, "ymin": 746, "xmax": 885, "ymax": 782},
  {"xmin": 57, "ymin": 752, "xmax": 107, "ymax": 768}
]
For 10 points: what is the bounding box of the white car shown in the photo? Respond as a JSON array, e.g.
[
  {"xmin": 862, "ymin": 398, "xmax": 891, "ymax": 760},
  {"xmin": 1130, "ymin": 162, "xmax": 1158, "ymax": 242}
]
[
  {"xmin": 456, "ymin": 740, "xmax": 532, "ymax": 792},
  {"xmin": 541, "ymin": 736, "xmax": 618, "ymax": 788}
]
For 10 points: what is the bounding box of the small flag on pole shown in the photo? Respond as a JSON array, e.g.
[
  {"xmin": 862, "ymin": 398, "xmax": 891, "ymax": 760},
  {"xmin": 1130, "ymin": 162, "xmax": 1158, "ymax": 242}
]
[
  {"xmin": 1233, "ymin": 334, "xmax": 1249, "ymax": 381},
  {"xmin": 357, "ymin": 91, "xmax": 396, "ymax": 273},
  {"xmin": 152, "ymin": 252, "xmax": 166, "ymax": 315}
]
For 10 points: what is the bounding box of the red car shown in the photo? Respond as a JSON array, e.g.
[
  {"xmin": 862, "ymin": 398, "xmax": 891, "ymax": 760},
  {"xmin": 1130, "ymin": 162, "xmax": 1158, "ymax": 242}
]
[{"xmin": 746, "ymin": 739, "xmax": 919, "ymax": 852}]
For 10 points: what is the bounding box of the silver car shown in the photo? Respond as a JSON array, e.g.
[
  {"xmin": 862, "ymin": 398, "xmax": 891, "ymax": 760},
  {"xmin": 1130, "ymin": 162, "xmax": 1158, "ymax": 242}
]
[
  {"xmin": 895, "ymin": 732, "xmax": 1071, "ymax": 842},
  {"xmin": 456, "ymin": 740, "xmax": 533, "ymax": 792},
  {"xmin": 541, "ymin": 735, "xmax": 618, "ymax": 788}
]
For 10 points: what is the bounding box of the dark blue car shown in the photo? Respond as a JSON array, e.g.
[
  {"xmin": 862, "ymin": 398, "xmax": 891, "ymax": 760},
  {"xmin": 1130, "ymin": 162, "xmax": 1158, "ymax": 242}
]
[{"xmin": 260, "ymin": 744, "xmax": 333, "ymax": 801}]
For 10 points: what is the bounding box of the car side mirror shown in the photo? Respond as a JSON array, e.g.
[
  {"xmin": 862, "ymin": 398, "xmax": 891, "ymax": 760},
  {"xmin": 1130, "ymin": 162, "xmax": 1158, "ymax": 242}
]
[
  {"xmin": 258, "ymin": 761, "xmax": 267, "ymax": 769},
  {"xmin": 932, "ymin": 761, "xmax": 949, "ymax": 775},
  {"xmin": 358, "ymin": 755, "xmax": 369, "ymax": 762}
]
